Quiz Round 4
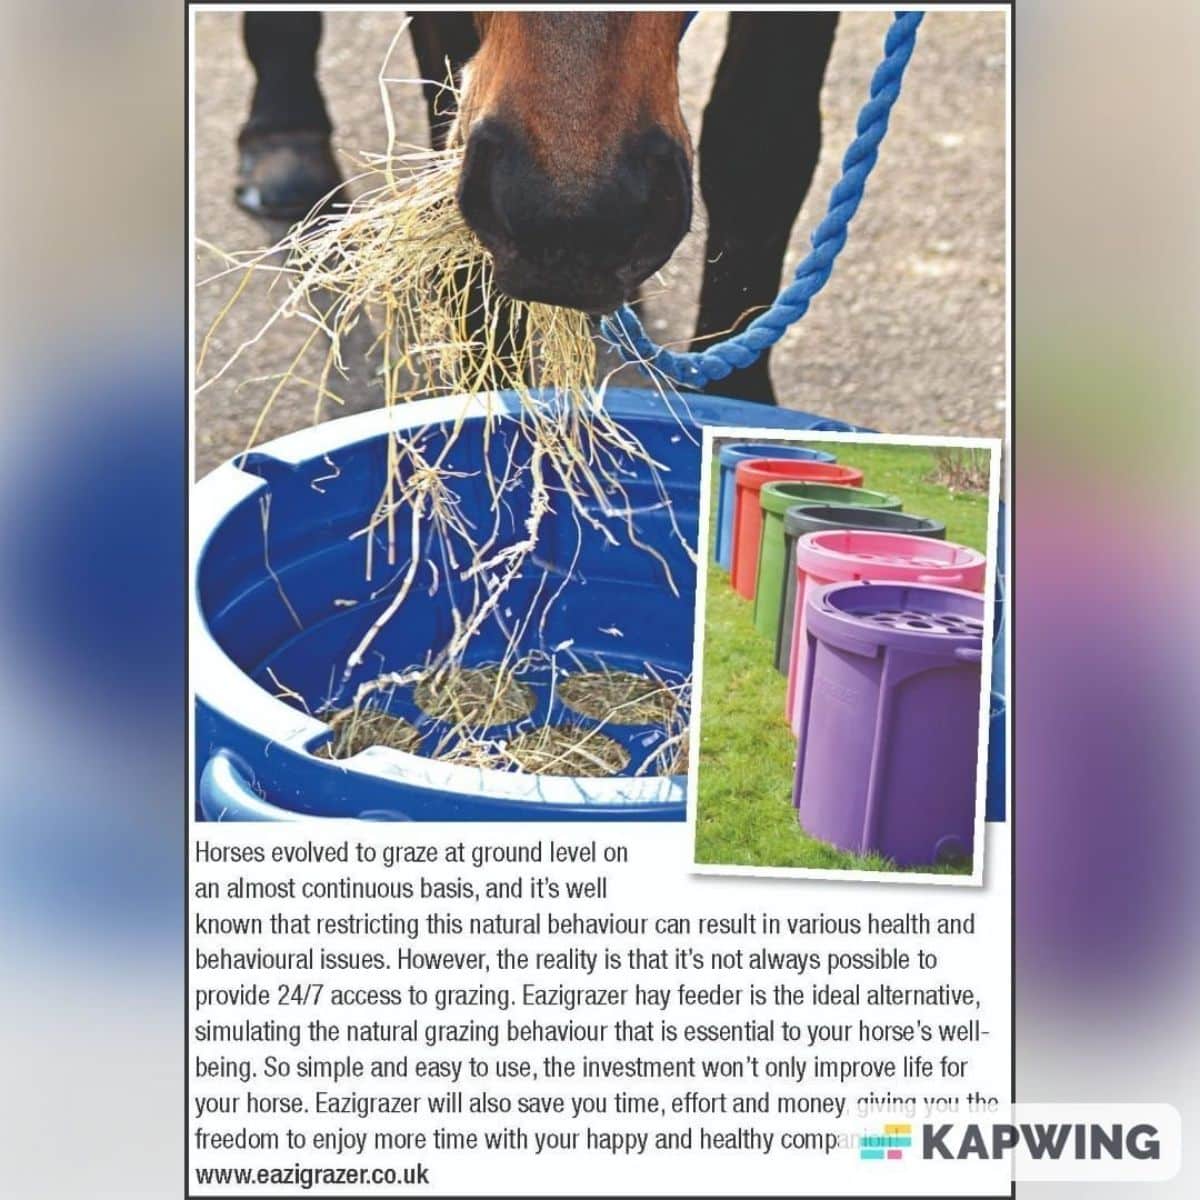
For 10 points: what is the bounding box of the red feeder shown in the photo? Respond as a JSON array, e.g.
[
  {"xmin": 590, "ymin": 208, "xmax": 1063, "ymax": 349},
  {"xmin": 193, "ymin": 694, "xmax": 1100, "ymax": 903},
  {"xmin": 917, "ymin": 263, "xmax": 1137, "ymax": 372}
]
[{"xmin": 730, "ymin": 459, "xmax": 865, "ymax": 600}]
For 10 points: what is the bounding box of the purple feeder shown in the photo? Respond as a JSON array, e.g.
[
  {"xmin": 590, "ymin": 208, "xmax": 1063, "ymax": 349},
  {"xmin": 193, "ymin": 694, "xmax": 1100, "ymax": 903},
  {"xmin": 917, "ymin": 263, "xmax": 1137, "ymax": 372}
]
[{"xmin": 792, "ymin": 581, "xmax": 986, "ymax": 868}]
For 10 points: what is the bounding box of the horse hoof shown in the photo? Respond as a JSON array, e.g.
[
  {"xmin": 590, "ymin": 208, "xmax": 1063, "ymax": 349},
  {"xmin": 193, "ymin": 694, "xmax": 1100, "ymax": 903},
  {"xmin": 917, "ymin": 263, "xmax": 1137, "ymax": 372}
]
[{"xmin": 234, "ymin": 131, "xmax": 348, "ymax": 221}]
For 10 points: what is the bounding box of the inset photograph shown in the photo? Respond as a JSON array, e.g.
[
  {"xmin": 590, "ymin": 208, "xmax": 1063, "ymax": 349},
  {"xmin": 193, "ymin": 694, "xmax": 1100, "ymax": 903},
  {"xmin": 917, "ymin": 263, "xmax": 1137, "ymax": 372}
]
[{"xmin": 692, "ymin": 432, "xmax": 1001, "ymax": 883}]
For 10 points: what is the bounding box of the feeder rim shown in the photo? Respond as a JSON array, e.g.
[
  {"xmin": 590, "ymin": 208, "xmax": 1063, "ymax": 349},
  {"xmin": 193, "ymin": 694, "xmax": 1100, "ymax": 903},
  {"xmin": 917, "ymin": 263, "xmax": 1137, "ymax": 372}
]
[
  {"xmin": 783, "ymin": 503, "xmax": 943, "ymax": 537},
  {"xmin": 794, "ymin": 528, "xmax": 985, "ymax": 578},
  {"xmin": 733, "ymin": 457, "xmax": 860, "ymax": 492},
  {"xmin": 716, "ymin": 441, "xmax": 834, "ymax": 467},
  {"xmin": 760, "ymin": 481, "xmax": 900, "ymax": 516}
]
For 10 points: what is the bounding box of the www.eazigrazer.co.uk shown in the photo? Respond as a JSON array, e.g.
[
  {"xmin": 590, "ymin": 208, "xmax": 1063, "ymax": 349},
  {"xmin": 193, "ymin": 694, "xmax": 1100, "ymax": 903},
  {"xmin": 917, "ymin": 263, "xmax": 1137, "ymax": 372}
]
[{"xmin": 192, "ymin": 1161, "xmax": 429, "ymax": 1191}]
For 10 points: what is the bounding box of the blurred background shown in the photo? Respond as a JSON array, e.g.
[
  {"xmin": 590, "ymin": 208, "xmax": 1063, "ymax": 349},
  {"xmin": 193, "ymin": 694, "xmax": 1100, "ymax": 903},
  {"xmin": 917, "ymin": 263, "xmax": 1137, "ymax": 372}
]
[{"xmin": 1, "ymin": 2, "xmax": 1198, "ymax": 1196}]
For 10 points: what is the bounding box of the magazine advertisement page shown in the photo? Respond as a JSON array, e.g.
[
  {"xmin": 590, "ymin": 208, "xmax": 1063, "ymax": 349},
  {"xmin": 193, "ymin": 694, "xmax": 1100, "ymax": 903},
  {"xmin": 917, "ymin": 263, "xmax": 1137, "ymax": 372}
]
[{"xmin": 187, "ymin": 8, "xmax": 1028, "ymax": 1194}]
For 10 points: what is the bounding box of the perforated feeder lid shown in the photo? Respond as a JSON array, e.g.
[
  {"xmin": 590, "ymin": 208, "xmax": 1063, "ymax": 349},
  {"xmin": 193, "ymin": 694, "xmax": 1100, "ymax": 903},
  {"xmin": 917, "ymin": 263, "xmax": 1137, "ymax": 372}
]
[
  {"xmin": 794, "ymin": 528, "xmax": 986, "ymax": 589},
  {"xmin": 806, "ymin": 581, "xmax": 986, "ymax": 660}
]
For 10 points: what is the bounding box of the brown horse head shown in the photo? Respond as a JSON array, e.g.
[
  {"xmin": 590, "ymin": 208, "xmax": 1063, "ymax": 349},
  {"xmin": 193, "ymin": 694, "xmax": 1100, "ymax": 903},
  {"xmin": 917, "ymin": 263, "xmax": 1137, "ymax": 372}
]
[{"xmin": 453, "ymin": 12, "xmax": 693, "ymax": 314}]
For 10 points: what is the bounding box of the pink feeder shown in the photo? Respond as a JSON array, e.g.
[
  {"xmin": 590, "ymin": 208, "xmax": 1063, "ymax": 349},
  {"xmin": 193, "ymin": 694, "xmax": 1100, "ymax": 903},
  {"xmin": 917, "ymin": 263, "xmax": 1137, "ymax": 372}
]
[{"xmin": 785, "ymin": 529, "xmax": 987, "ymax": 733}]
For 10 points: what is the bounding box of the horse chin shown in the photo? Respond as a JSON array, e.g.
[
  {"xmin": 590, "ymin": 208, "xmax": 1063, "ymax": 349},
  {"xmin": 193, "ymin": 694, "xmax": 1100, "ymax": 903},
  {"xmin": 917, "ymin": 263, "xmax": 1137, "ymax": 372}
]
[{"xmin": 489, "ymin": 259, "xmax": 629, "ymax": 316}]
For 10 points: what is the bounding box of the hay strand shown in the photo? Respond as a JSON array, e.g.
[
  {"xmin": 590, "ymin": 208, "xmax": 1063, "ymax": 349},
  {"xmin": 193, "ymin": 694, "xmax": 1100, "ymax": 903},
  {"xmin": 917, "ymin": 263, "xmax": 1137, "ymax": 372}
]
[
  {"xmin": 414, "ymin": 666, "xmax": 535, "ymax": 726},
  {"xmin": 559, "ymin": 669, "xmax": 678, "ymax": 725},
  {"xmin": 503, "ymin": 724, "xmax": 631, "ymax": 777}
]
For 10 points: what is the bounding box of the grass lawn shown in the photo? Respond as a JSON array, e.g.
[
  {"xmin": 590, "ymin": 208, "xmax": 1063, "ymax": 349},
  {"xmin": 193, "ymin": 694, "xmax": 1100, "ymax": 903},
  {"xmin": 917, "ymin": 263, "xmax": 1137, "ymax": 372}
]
[{"xmin": 693, "ymin": 441, "xmax": 991, "ymax": 874}]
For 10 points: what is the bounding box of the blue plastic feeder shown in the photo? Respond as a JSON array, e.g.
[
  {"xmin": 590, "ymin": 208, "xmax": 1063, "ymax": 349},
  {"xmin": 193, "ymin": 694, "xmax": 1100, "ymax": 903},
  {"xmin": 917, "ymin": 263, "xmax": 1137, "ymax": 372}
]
[
  {"xmin": 194, "ymin": 388, "xmax": 848, "ymax": 822},
  {"xmin": 713, "ymin": 441, "xmax": 845, "ymax": 570}
]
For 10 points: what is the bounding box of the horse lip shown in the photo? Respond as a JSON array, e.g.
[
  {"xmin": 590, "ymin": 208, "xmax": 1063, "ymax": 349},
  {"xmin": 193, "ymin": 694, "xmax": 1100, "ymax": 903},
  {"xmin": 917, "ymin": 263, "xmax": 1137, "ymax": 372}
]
[
  {"xmin": 490, "ymin": 260, "xmax": 627, "ymax": 315},
  {"xmin": 616, "ymin": 256, "xmax": 667, "ymax": 293},
  {"xmin": 499, "ymin": 284, "xmax": 626, "ymax": 316}
]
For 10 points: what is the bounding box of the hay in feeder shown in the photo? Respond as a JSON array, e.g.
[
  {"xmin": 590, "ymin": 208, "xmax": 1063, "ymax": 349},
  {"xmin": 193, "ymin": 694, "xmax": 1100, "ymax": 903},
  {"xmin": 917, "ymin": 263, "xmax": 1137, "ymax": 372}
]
[
  {"xmin": 436, "ymin": 736, "xmax": 508, "ymax": 770},
  {"xmin": 199, "ymin": 31, "xmax": 698, "ymax": 769},
  {"xmin": 323, "ymin": 702, "xmax": 421, "ymax": 759},
  {"xmin": 559, "ymin": 668, "xmax": 678, "ymax": 725},
  {"xmin": 503, "ymin": 724, "xmax": 631, "ymax": 778},
  {"xmin": 661, "ymin": 730, "xmax": 690, "ymax": 777},
  {"xmin": 414, "ymin": 666, "xmax": 535, "ymax": 727}
]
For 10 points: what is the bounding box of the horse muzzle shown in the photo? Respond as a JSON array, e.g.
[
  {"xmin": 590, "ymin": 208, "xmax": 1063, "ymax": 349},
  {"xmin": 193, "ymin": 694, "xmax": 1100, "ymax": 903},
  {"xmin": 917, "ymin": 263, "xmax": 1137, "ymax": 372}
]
[{"xmin": 457, "ymin": 118, "xmax": 692, "ymax": 314}]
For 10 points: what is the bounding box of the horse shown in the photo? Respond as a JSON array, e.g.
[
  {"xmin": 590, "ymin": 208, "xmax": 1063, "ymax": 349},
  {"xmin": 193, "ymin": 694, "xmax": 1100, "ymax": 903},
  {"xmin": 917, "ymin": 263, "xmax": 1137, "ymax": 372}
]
[{"xmin": 236, "ymin": 10, "xmax": 839, "ymax": 404}]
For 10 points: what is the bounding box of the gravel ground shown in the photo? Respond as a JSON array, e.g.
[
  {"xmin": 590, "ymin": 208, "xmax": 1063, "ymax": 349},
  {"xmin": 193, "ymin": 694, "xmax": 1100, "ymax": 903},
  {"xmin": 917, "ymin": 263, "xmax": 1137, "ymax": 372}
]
[{"xmin": 193, "ymin": 10, "xmax": 1006, "ymax": 476}]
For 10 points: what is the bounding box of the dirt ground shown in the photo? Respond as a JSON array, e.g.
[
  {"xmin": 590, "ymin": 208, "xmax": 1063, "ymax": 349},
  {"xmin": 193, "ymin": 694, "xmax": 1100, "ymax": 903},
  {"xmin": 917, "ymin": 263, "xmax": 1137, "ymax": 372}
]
[{"xmin": 193, "ymin": 10, "xmax": 1007, "ymax": 476}]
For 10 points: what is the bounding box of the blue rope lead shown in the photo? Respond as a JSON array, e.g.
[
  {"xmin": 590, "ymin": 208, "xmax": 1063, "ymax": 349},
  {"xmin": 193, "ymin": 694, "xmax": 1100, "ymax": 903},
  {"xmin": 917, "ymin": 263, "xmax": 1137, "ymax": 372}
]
[{"xmin": 602, "ymin": 11, "xmax": 924, "ymax": 388}]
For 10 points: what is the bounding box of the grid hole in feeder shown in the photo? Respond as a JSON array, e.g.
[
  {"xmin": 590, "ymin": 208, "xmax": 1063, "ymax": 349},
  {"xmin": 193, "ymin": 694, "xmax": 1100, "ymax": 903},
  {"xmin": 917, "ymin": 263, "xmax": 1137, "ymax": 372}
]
[
  {"xmin": 504, "ymin": 724, "xmax": 631, "ymax": 777},
  {"xmin": 413, "ymin": 667, "xmax": 536, "ymax": 726},
  {"xmin": 850, "ymin": 605, "xmax": 986, "ymax": 638},
  {"xmin": 323, "ymin": 704, "xmax": 422, "ymax": 760},
  {"xmin": 558, "ymin": 670, "xmax": 678, "ymax": 726}
]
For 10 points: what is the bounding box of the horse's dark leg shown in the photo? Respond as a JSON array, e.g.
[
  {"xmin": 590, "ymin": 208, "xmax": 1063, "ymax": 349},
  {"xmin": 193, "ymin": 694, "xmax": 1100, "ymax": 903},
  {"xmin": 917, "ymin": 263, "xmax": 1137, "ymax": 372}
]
[
  {"xmin": 407, "ymin": 13, "xmax": 480, "ymax": 149},
  {"xmin": 694, "ymin": 13, "xmax": 838, "ymax": 404},
  {"xmin": 236, "ymin": 12, "xmax": 346, "ymax": 219}
]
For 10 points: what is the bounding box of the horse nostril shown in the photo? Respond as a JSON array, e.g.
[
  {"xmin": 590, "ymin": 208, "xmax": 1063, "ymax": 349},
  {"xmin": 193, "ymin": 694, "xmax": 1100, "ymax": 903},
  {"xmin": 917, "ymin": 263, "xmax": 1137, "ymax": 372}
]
[
  {"xmin": 639, "ymin": 127, "xmax": 687, "ymax": 171},
  {"xmin": 620, "ymin": 129, "xmax": 692, "ymax": 283},
  {"xmin": 457, "ymin": 119, "xmax": 516, "ymax": 247}
]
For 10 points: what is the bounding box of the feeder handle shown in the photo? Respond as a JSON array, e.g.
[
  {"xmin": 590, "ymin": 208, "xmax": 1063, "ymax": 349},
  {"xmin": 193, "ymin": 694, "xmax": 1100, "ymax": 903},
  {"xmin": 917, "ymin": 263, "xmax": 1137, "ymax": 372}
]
[
  {"xmin": 808, "ymin": 624, "xmax": 883, "ymax": 660},
  {"xmin": 199, "ymin": 752, "xmax": 415, "ymax": 822},
  {"xmin": 954, "ymin": 646, "xmax": 983, "ymax": 664},
  {"xmin": 199, "ymin": 753, "xmax": 299, "ymax": 822},
  {"xmin": 919, "ymin": 571, "xmax": 963, "ymax": 584}
]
